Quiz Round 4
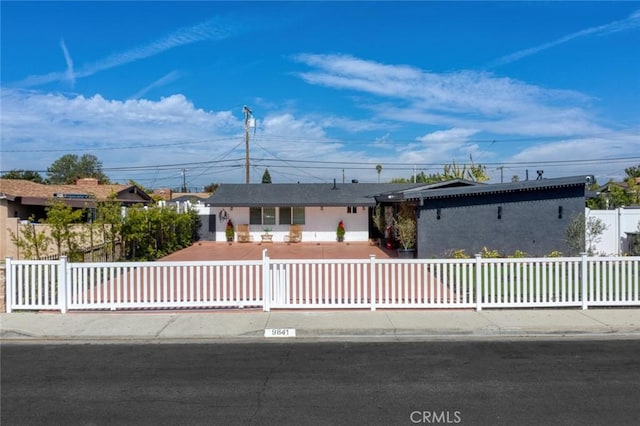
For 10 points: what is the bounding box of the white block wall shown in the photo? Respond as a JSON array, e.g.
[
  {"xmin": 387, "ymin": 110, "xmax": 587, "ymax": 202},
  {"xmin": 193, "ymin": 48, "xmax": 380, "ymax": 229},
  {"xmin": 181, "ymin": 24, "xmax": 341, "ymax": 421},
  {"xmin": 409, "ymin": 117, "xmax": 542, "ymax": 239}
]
[{"xmin": 587, "ymin": 207, "xmax": 640, "ymax": 255}]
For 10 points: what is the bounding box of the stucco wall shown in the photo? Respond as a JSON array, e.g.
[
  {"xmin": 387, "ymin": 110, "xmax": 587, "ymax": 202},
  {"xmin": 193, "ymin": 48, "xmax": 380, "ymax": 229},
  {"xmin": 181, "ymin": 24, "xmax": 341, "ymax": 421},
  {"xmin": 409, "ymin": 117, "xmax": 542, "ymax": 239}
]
[
  {"xmin": 587, "ymin": 207, "xmax": 640, "ymax": 255},
  {"xmin": 2, "ymin": 217, "xmax": 20, "ymax": 260},
  {"xmin": 212, "ymin": 206, "xmax": 370, "ymax": 243},
  {"xmin": 2, "ymin": 220, "xmax": 108, "ymax": 260},
  {"xmin": 417, "ymin": 186, "xmax": 585, "ymax": 258}
]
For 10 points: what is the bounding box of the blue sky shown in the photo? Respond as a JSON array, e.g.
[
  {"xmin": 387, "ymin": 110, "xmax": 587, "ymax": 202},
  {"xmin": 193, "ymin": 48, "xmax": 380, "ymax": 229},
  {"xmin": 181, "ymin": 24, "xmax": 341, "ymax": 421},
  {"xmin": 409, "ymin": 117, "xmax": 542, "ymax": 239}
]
[{"xmin": 1, "ymin": 1, "xmax": 639, "ymax": 189}]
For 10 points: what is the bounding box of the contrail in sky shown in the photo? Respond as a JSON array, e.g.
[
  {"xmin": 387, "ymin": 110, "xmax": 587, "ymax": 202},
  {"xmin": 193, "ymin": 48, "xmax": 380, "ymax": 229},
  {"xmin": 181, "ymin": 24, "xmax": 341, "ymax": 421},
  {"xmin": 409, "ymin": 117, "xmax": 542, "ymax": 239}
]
[
  {"xmin": 59, "ymin": 38, "xmax": 75, "ymax": 87},
  {"xmin": 490, "ymin": 9, "xmax": 640, "ymax": 67},
  {"xmin": 130, "ymin": 71, "xmax": 182, "ymax": 99},
  {"xmin": 15, "ymin": 17, "xmax": 236, "ymax": 88}
]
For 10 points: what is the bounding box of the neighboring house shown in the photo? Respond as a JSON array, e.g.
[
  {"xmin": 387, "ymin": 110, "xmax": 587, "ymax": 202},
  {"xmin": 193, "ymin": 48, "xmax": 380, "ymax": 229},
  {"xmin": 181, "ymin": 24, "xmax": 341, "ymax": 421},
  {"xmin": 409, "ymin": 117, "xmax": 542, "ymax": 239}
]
[
  {"xmin": 0, "ymin": 178, "xmax": 152, "ymax": 259},
  {"xmin": 382, "ymin": 176, "xmax": 590, "ymax": 258},
  {"xmin": 593, "ymin": 177, "xmax": 640, "ymax": 209},
  {"xmin": 202, "ymin": 182, "xmax": 424, "ymax": 243},
  {"xmin": 165, "ymin": 194, "xmax": 214, "ymax": 241}
]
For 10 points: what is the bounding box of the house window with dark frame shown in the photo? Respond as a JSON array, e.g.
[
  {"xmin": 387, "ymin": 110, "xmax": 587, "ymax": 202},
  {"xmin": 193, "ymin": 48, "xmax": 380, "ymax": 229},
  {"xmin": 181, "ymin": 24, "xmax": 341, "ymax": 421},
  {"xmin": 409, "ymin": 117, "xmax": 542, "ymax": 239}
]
[
  {"xmin": 250, "ymin": 207, "xmax": 277, "ymax": 225},
  {"xmin": 263, "ymin": 207, "xmax": 276, "ymax": 225},
  {"xmin": 279, "ymin": 206, "xmax": 305, "ymax": 225},
  {"xmin": 347, "ymin": 206, "xmax": 359, "ymax": 214},
  {"xmin": 249, "ymin": 207, "xmax": 262, "ymax": 225}
]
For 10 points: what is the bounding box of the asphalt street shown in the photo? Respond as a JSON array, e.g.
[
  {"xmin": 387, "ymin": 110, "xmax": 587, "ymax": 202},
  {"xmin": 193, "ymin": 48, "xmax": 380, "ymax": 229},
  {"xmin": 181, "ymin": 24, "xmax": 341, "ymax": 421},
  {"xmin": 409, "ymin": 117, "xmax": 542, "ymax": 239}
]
[{"xmin": 2, "ymin": 340, "xmax": 640, "ymax": 425}]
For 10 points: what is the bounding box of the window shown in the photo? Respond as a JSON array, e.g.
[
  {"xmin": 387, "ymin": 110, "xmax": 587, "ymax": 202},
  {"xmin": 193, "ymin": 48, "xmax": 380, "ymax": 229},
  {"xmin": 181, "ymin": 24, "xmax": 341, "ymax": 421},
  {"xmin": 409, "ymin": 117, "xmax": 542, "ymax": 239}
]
[
  {"xmin": 280, "ymin": 207, "xmax": 291, "ymax": 225},
  {"xmin": 249, "ymin": 207, "xmax": 262, "ymax": 225},
  {"xmin": 279, "ymin": 207, "xmax": 305, "ymax": 225},
  {"xmin": 293, "ymin": 207, "xmax": 305, "ymax": 224},
  {"xmin": 251, "ymin": 207, "xmax": 276, "ymax": 225},
  {"xmin": 263, "ymin": 207, "xmax": 276, "ymax": 225},
  {"xmin": 347, "ymin": 206, "xmax": 359, "ymax": 214}
]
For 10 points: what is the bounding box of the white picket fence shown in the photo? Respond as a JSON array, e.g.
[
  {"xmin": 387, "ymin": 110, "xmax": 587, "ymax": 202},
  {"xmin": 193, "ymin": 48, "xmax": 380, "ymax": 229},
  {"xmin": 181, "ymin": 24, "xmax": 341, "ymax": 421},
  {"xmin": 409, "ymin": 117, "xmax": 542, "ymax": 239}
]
[{"xmin": 5, "ymin": 253, "xmax": 640, "ymax": 313}]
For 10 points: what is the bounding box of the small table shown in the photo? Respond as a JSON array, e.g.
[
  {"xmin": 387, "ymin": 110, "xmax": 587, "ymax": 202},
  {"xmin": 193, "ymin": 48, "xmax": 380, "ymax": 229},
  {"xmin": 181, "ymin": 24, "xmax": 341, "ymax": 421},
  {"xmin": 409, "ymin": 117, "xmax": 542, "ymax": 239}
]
[{"xmin": 261, "ymin": 234, "xmax": 273, "ymax": 243}]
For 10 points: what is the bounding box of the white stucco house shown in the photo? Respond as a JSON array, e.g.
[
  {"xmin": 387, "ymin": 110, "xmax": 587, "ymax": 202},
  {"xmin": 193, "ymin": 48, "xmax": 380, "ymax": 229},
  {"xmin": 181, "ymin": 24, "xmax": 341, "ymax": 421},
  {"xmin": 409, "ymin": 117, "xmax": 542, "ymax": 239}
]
[{"xmin": 196, "ymin": 182, "xmax": 424, "ymax": 243}]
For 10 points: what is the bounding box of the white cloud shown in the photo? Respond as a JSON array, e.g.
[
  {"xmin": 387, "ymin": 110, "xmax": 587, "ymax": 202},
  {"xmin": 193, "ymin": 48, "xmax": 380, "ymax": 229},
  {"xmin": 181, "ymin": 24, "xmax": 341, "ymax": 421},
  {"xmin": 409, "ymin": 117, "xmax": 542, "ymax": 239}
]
[
  {"xmin": 504, "ymin": 132, "xmax": 640, "ymax": 181},
  {"xmin": 0, "ymin": 89, "xmax": 381, "ymax": 185},
  {"xmin": 417, "ymin": 128, "xmax": 479, "ymax": 143},
  {"xmin": 0, "ymin": 89, "xmax": 239, "ymax": 179},
  {"xmin": 293, "ymin": 54, "xmax": 601, "ymax": 138}
]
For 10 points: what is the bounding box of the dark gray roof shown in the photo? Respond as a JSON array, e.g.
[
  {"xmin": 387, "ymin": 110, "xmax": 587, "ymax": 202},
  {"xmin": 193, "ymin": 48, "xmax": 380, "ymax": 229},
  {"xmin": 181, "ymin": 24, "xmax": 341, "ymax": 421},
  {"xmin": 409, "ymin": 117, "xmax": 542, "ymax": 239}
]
[
  {"xmin": 383, "ymin": 176, "xmax": 589, "ymax": 202},
  {"xmin": 204, "ymin": 183, "xmax": 423, "ymax": 207}
]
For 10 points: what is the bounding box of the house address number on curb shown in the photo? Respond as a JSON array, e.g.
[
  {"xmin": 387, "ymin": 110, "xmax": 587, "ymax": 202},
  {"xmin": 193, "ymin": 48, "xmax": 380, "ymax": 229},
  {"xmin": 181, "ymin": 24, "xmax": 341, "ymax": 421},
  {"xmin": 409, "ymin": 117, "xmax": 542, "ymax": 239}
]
[{"xmin": 264, "ymin": 328, "xmax": 296, "ymax": 337}]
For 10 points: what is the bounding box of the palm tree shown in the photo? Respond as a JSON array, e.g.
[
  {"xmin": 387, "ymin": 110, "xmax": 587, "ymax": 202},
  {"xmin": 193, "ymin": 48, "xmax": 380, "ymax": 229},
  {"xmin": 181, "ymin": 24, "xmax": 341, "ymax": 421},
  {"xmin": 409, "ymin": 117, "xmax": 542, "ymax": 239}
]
[{"xmin": 376, "ymin": 164, "xmax": 382, "ymax": 183}]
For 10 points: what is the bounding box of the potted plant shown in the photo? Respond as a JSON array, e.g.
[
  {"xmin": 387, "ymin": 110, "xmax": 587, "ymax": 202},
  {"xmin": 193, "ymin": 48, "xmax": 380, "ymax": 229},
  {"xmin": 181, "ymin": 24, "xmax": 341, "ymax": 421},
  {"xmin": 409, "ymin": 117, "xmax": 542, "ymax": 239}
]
[
  {"xmin": 225, "ymin": 219, "xmax": 234, "ymax": 242},
  {"xmin": 395, "ymin": 202, "xmax": 416, "ymax": 258},
  {"xmin": 336, "ymin": 220, "xmax": 346, "ymax": 242},
  {"xmin": 261, "ymin": 226, "xmax": 273, "ymax": 243}
]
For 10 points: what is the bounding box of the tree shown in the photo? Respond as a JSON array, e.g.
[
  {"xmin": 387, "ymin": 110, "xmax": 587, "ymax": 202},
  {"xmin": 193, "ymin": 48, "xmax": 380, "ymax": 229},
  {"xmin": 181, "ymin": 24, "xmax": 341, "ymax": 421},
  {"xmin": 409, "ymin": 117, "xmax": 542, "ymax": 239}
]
[
  {"xmin": 624, "ymin": 164, "xmax": 640, "ymax": 178},
  {"xmin": 443, "ymin": 158, "xmax": 489, "ymax": 182},
  {"xmin": 566, "ymin": 213, "xmax": 607, "ymax": 256},
  {"xmin": 589, "ymin": 178, "xmax": 635, "ymax": 209},
  {"xmin": 261, "ymin": 169, "xmax": 272, "ymax": 184},
  {"xmin": 47, "ymin": 154, "xmax": 110, "ymax": 184},
  {"xmin": 204, "ymin": 183, "xmax": 219, "ymax": 193},
  {"xmin": 95, "ymin": 195, "xmax": 123, "ymax": 261},
  {"xmin": 395, "ymin": 202, "xmax": 416, "ymax": 250},
  {"xmin": 375, "ymin": 164, "xmax": 382, "ymax": 183},
  {"xmin": 45, "ymin": 200, "xmax": 85, "ymax": 260},
  {"xmin": 9, "ymin": 216, "xmax": 51, "ymax": 259},
  {"xmin": 625, "ymin": 176, "xmax": 640, "ymax": 205},
  {"xmin": 1, "ymin": 169, "xmax": 45, "ymax": 183},
  {"xmin": 391, "ymin": 160, "xmax": 489, "ymax": 184}
]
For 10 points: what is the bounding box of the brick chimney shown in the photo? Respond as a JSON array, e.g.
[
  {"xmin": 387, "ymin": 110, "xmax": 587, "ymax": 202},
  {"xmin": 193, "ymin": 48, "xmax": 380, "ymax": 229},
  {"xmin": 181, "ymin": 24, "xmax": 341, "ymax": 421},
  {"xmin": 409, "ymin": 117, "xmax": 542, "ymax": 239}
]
[
  {"xmin": 76, "ymin": 178, "xmax": 100, "ymax": 186},
  {"xmin": 154, "ymin": 188, "xmax": 172, "ymax": 200}
]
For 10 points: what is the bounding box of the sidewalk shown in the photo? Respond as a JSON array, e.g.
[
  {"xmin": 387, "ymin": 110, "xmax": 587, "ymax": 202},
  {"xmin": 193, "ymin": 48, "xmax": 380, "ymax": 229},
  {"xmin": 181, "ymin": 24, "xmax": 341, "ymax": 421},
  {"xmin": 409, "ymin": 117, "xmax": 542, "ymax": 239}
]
[{"xmin": 2, "ymin": 308, "xmax": 640, "ymax": 343}]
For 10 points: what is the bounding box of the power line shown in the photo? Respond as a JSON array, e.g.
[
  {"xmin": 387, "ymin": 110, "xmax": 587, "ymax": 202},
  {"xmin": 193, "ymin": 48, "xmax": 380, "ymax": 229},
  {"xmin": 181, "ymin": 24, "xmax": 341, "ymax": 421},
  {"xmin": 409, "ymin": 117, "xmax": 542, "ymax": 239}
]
[
  {"xmin": 4, "ymin": 128, "xmax": 638, "ymax": 154},
  {"xmin": 0, "ymin": 137, "xmax": 240, "ymax": 153}
]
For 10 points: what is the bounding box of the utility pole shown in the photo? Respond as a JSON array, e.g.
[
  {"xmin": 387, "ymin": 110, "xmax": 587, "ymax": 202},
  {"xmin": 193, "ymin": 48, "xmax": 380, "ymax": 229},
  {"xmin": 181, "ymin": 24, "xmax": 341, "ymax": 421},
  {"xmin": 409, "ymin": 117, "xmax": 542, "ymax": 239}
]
[
  {"xmin": 244, "ymin": 105, "xmax": 253, "ymax": 184},
  {"xmin": 181, "ymin": 168, "xmax": 187, "ymax": 192},
  {"xmin": 497, "ymin": 166, "xmax": 504, "ymax": 183}
]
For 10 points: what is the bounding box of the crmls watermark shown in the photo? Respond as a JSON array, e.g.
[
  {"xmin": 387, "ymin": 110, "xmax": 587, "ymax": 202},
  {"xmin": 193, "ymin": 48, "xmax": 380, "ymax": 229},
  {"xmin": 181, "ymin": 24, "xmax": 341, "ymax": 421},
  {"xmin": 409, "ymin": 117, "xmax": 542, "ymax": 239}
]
[{"xmin": 410, "ymin": 410, "xmax": 462, "ymax": 424}]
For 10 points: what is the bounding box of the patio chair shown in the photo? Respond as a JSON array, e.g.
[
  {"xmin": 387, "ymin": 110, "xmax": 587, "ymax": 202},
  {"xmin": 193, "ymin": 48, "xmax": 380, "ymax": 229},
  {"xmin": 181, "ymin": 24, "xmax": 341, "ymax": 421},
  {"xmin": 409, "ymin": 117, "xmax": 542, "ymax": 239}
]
[
  {"xmin": 236, "ymin": 224, "xmax": 253, "ymax": 243},
  {"xmin": 284, "ymin": 224, "xmax": 302, "ymax": 243}
]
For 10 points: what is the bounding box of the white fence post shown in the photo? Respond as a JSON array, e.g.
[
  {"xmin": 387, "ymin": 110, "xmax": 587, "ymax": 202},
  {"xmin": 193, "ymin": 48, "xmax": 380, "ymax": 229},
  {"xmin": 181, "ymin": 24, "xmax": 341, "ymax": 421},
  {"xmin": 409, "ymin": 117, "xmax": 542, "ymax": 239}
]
[
  {"xmin": 580, "ymin": 252, "xmax": 588, "ymax": 310},
  {"xmin": 369, "ymin": 255, "xmax": 376, "ymax": 311},
  {"xmin": 262, "ymin": 249, "xmax": 270, "ymax": 312},
  {"xmin": 475, "ymin": 254, "xmax": 482, "ymax": 311},
  {"xmin": 6, "ymin": 257, "xmax": 13, "ymax": 313},
  {"xmin": 59, "ymin": 256, "xmax": 68, "ymax": 313}
]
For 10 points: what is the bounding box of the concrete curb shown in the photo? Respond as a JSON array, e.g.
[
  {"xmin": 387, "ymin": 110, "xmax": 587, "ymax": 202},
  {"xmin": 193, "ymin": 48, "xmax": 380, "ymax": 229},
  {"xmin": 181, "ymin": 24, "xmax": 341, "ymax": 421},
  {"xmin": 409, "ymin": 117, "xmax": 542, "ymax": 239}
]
[{"xmin": 2, "ymin": 309, "xmax": 639, "ymax": 344}]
